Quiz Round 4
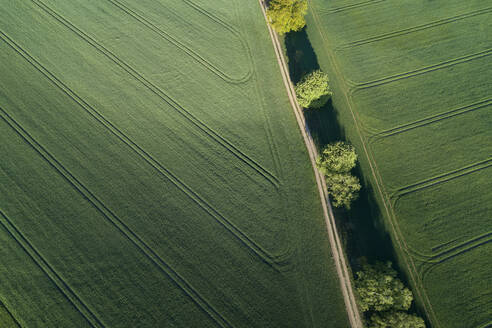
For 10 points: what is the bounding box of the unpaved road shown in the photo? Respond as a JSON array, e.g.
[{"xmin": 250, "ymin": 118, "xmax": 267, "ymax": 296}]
[{"xmin": 257, "ymin": 2, "xmax": 363, "ymax": 327}]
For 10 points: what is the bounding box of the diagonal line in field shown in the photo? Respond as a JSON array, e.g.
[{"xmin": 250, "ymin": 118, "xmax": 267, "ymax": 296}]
[
  {"xmin": 0, "ymin": 210, "xmax": 104, "ymax": 328},
  {"xmin": 0, "ymin": 30, "xmax": 282, "ymax": 266},
  {"xmin": 0, "ymin": 106, "xmax": 233, "ymax": 328},
  {"xmin": 395, "ymin": 158, "xmax": 492, "ymax": 198},
  {"xmin": 0, "ymin": 300, "xmax": 22, "ymax": 328},
  {"xmin": 307, "ymin": 0, "xmax": 442, "ymax": 325},
  {"xmin": 103, "ymin": 0, "xmax": 252, "ymax": 84},
  {"xmin": 349, "ymin": 48, "xmax": 492, "ymax": 91},
  {"xmin": 315, "ymin": 0, "xmax": 385, "ymax": 14},
  {"xmin": 374, "ymin": 98, "xmax": 492, "ymax": 138},
  {"xmin": 428, "ymin": 232, "xmax": 492, "ymax": 263},
  {"xmin": 29, "ymin": 0, "xmax": 279, "ymax": 189},
  {"xmin": 336, "ymin": 7, "xmax": 492, "ymax": 51},
  {"xmin": 420, "ymin": 233, "xmax": 492, "ymax": 287}
]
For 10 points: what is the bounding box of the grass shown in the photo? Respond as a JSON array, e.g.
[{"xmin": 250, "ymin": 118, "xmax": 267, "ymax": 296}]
[
  {"xmin": 0, "ymin": 0, "xmax": 350, "ymax": 327},
  {"xmin": 304, "ymin": 0, "xmax": 492, "ymax": 327}
]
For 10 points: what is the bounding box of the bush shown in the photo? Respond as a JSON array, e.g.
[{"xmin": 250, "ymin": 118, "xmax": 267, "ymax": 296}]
[
  {"xmin": 266, "ymin": 0, "xmax": 308, "ymax": 34},
  {"xmin": 325, "ymin": 173, "xmax": 361, "ymax": 209},
  {"xmin": 316, "ymin": 142, "xmax": 357, "ymax": 176},
  {"xmin": 295, "ymin": 70, "xmax": 332, "ymax": 108},
  {"xmin": 369, "ymin": 311, "xmax": 426, "ymax": 328},
  {"xmin": 355, "ymin": 261, "xmax": 413, "ymax": 312}
]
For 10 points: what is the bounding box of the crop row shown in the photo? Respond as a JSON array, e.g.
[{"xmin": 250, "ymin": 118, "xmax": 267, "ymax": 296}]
[
  {"xmin": 103, "ymin": 0, "xmax": 252, "ymax": 83},
  {"xmin": 336, "ymin": 7, "xmax": 492, "ymax": 51},
  {"xmin": 30, "ymin": 0, "xmax": 279, "ymax": 189},
  {"xmin": 0, "ymin": 209, "xmax": 103, "ymax": 327}
]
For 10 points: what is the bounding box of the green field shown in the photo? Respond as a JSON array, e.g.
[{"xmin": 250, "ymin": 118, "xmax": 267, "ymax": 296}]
[
  {"xmin": 0, "ymin": 1, "xmax": 350, "ymax": 327},
  {"xmin": 305, "ymin": 0, "xmax": 492, "ymax": 327}
]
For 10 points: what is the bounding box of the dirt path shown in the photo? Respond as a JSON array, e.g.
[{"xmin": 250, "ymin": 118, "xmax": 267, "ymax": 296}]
[{"xmin": 257, "ymin": 2, "xmax": 363, "ymax": 327}]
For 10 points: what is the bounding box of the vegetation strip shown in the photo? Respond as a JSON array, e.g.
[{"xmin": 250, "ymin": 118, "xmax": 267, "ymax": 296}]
[{"xmin": 258, "ymin": 1, "xmax": 363, "ymax": 327}]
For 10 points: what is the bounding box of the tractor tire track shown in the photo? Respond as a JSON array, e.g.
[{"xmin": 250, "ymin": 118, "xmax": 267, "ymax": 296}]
[
  {"xmin": 0, "ymin": 210, "xmax": 104, "ymax": 328},
  {"xmin": 347, "ymin": 48, "xmax": 492, "ymax": 92},
  {"xmin": 405, "ymin": 232, "xmax": 492, "ymax": 264},
  {"xmin": 0, "ymin": 300, "xmax": 22, "ymax": 328},
  {"xmin": 307, "ymin": 1, "xmax": 442, "ymax": 325},
  {"xmin": 0, "ymin": 31, "xmax": 285, "ymax": 267},
  {"xmin": 259, "ymin": 1, "xmax": 363, "ymax": 327},
  {"xmin": 314, "ymin": 0, "xmax": 385, "ymax": 14},
  {"xmin": 370, "ymin": 98, "xmax": 492, "ymax": 139},
  {"xmin": 393, "ymin": 158, "xmax": 492, "ymax": 198},
  {"xmin": 183, "ymin": 0, "xmax": 284, "ymax": 180},
  {"xmin": 336, "ymin": 7, "xmax": 492, "ymax": 51},
  {"xmin": 105, "ymin": 0, "xmax": 252, "ymax": 84},
  {"xmin": 0, "ymin": 106, "xmax": 234, "ymax": 328},
  {"xmin": 30, "ymin": 0, "xmax": 279, "ymax": 189},
  {"xmin": 420, "ymin": 234, "xmax": 491, "ymax": 284}
]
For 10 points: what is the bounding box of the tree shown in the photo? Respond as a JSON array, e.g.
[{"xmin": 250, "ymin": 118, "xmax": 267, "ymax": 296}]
[
  {"xmin": 355, "ymin": 261, "xmax": 414, "ymax": 312},
  {"xmin": 266, "ymin": 0, "xmax": 308, "ymax": 34},
  {"xmin": 295, "ymin": 70, "xmax": 332, "ymax": 108},
  {"xmin": 369, "ymin": 311, "xmax": 426, "ymax": 328},
  {"xmin": 316, "ymin": 142, "xmax": 357, "ymax": 176},
  {"xmin": 325, "ymin": 173, "xmax": 361, "ymax": 209}
]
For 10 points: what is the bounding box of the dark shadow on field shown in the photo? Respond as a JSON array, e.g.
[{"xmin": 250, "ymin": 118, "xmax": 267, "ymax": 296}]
[
  {"xmin": 283, "ymin": 27, "xmax": 430, "ymax": 325},
  {"xmin": 283, "ymin": 29, "xmax": 397, "ymax": 266}
]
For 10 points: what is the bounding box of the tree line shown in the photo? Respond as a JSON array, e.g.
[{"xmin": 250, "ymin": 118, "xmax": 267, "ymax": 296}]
[{"xmin": 266, "ymin": 1, "xmax": 427, "ymax": 327}]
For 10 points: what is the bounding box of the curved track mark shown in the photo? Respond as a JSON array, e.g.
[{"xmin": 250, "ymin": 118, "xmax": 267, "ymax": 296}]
[
  {"xmin": 421, "ymin": 235, "xmax": 491, "ymax": 284},
  {"xmin": 308, "ymin": 1, "xmax": 441, "ymax": 325},
  {"xmin": 336, "ymin": 7, "xmax": 492, "ymax": 51},
  {"xmin": 0, "ymin": 106, "xmax": 234, "ymax": 328},
  {"xmin": 0, "ymin": 210, "xmax": 104, "ymax": 328},
  {"xmin": 105, "ymin": 0, "xmax": 252, "ymax": 84},
  {"xmin": 0, "ymin": 31, "xmax": 284, "ymax": 267},
  {"xmin": 394, "ymin": 158, "xmax": 492, "ymax": 198},
  {"xmin": 348, "ymin": 48, "xmax": 492, "ymax": 92},
  {"xmin": 314, "ymin": 0, "xmax": 385, "ymax": 14},
  {"xmin": 30, "ymin": 0, "xmax": 279, "ymax": 189},
  {"xmin": 371, "ymin": 98, "xmax": 492, "ymax": 139}
]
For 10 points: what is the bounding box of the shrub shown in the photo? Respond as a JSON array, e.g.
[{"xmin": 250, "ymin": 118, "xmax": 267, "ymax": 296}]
[
  {"xmin": 355, "ymin": 261, "xmax": 414, "ymax": 312},
  {"xmin": 266, "ymin": 0, "xmax": 308, "ymax": 34},
  {"xmin": 295, "ymin": 70, "xmax": 332, "ymax": 108},
  {"xmin": 316, "ymin": 142, "xmax": 357, "ymax": 176},
  {"xmin": 369, "ymin": 311, "xmax": 426, "ymax": 328},
  {"xmin": 325, "ymin": 173, "xmax": 361, "ymax": 209}
]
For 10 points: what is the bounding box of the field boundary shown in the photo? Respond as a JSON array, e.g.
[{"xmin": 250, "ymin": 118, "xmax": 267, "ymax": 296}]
[
  {"xmin": 307, "ymin": 1, "xmax": 441, "ymax": 326},
  {"xmin": 258, "ymin": 1, "xmax": 363, "ymax": 327}
]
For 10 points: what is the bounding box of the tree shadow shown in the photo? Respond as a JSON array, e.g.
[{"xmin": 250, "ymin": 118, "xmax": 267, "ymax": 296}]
[
  {"xmin": 282, "ymin": 25, "xmax": 430, "ymax": 327},
  {"xmin": 283, "ymin": 28, "xmax": 397, "ymax": 268}
]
